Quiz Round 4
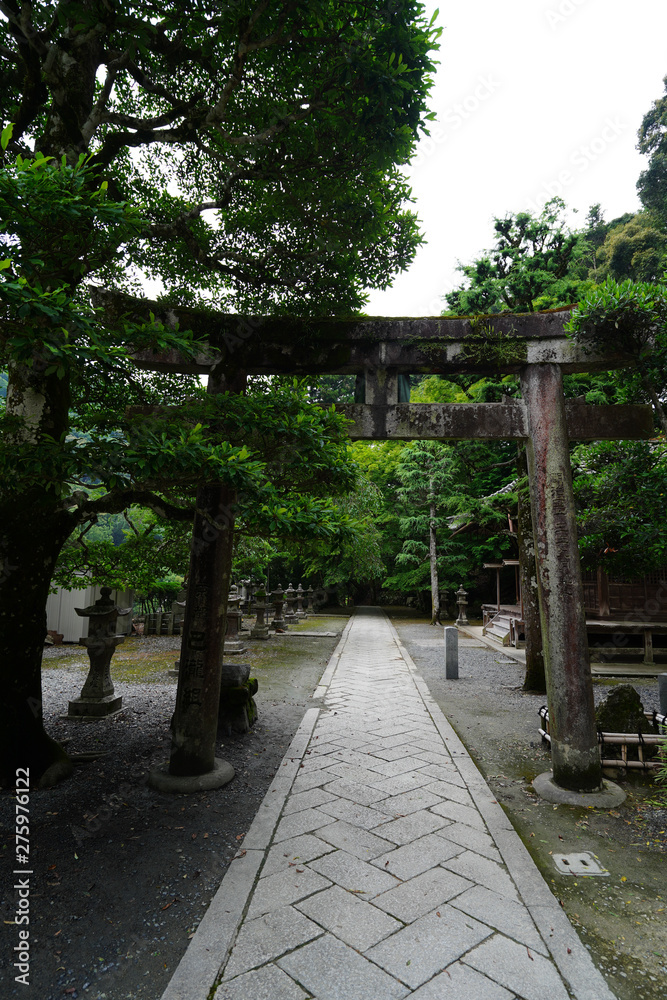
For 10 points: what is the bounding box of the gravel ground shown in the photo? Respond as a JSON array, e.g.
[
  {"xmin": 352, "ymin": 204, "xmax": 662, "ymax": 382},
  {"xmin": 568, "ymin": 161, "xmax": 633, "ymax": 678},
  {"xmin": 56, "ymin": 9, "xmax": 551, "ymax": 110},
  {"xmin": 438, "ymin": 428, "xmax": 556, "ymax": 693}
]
[
  {"xmin": 0, "ymin": 622, "xmax": 346, "ymax": 1000},
  {"xmin": 2, "ymin": 614, "xmax": 666, "ymax": 1000},
  {"xmin": 392, "ymin": 616, "xmax": 667, "ymax": 1000}
]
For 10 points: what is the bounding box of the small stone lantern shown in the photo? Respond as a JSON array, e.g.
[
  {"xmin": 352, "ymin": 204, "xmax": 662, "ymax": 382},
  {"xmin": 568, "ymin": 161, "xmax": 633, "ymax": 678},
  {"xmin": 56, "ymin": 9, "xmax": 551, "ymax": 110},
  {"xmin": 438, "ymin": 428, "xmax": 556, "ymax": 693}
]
[
  {"xmin": 224, "ymin": 586, "xmax": 247, "ymax": 654},
  {"xmin": 296, "ymin": 582, "xmax": 307, "ymax": 618},
  {"xmin": 283, "ymin": 583, "xmax": 299, "ymax": 624},
  {"xmin": 68, "ymin": 587, "xmax": 131, "ymax": 718},
  {"xmin": 250, "ymin": 588, "xmax": 270, "ymax": 640},
  {"xmin": 455, "ymin": 584, "xmax": 469, "ymax": 627},
  {"xmin": 306, "ymin": 585, "xmax": 315, "ymax": 613},
  {"xmin": 270, "ymin": 585, "xmax": 287, "ymax": 631}
]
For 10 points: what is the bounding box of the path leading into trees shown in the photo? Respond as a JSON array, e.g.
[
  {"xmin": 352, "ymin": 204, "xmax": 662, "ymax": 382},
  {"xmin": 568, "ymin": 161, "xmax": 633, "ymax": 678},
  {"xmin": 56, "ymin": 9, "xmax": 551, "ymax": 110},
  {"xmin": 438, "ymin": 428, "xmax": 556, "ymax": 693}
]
[{"xmin": 162, "ymin": 608, "xmax": 617, "ymax": 1000}]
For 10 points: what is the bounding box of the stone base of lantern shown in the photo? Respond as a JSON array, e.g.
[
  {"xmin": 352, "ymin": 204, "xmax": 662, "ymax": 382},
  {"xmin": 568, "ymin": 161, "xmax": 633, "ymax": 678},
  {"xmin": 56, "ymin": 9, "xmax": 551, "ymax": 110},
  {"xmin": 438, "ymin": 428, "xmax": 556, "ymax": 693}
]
[
  {"xmin": 223, "ymin": 637, "xmax": 248, "ymax": 654},
  {"xmin": 249, "ymin": 623, "xmax": 270, "ymax": 639},
  {"xmin": 67, "ymin": 694, "xmax": 123, "ymax": 719}
]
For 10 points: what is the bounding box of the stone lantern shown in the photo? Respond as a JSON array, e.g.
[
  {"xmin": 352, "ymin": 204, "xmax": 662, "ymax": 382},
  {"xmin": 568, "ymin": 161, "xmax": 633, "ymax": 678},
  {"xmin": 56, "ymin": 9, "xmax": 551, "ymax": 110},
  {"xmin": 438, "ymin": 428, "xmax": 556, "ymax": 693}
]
[
  {"xmin": 455, "ymin": 584, "xmax": 469, "ymax": 627},
  {"xmin": 68, "ymin": 587, "xmax": 131, "ymax": 718},
  {"xmin": 306, "ymin": 586, "xmax": 315, "ymax": 613},
  {"xmin": 250, "ymin": 588, "xmax": 270, "ymax": 640},
  {"xmin": 270, "ymin": 585, "xmax": 287, "ymax": 631},
  {"xmin": 296, "ymin": 582, "xmax": 307, "ymax": 618},
  {"xmin": 283, "ymin": 583, "xmax": 299, "ymax": 624},
  {"xmin": 224, "ymin": 586, "xmax": 247, "ymax": 654}
]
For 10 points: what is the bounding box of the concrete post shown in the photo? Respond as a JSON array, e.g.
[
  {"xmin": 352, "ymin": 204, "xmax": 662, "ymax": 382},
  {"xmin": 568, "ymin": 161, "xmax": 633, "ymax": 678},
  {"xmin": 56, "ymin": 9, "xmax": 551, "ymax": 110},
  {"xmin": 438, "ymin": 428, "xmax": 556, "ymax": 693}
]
[
  {"xmin": 520, "ymin": 363, "xmax": 602, "ymax": 792},
  {"xmin": 444, "ymin": 627, "xmax": 459, "ymax": 679}
]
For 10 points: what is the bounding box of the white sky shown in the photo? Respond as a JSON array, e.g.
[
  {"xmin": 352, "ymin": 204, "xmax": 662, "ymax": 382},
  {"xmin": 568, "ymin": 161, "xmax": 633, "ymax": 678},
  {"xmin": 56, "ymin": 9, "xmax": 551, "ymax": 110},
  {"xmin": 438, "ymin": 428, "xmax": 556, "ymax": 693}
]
[{"xmin": 364, "ymin": 0, "xmax": 667, "ymax": 317}]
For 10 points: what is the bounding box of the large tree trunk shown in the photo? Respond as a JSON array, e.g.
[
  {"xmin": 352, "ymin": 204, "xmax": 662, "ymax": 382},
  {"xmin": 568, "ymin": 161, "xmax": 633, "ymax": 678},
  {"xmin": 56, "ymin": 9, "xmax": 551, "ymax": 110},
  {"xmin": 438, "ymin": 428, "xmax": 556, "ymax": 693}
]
[
  {"xmin": 0, "ymin": 362, "xmax": 75, "ymax": 787},
  {"xmin": 0, "ymin": 494, "xmax": 74, "ymax": 787},
  {"xmin": 168, "ymin": 370, "xmax": 246, "ymax": 776}
]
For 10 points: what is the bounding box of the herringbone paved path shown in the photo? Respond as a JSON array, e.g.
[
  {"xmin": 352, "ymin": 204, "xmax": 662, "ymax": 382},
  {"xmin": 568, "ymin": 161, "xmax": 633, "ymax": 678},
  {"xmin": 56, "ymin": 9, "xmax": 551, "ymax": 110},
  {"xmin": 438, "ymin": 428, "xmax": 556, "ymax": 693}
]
[{"xmin": 164, "ymin": 608, "xmax": 617, "ymax": 1000}]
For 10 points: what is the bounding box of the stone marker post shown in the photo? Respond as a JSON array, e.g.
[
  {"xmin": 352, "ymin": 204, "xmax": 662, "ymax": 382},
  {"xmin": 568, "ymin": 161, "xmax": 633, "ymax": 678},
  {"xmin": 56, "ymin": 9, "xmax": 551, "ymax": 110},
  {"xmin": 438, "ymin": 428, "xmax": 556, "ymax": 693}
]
[
  {"xmin": 444, "ymin": 626, "xmax": 459, "ymax": 680},
  {"xmin": 521, "ymin": 363, "xmax": 602, "ymax": 793}
]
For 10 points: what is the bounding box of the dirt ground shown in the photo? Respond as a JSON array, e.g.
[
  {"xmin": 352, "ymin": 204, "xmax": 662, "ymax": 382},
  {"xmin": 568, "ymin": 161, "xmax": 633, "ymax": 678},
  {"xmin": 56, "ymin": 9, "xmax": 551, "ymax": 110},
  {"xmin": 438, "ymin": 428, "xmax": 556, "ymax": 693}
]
[{"xmin": 1, "ymin": 609, "xmax": 666, "ymax": 1000}]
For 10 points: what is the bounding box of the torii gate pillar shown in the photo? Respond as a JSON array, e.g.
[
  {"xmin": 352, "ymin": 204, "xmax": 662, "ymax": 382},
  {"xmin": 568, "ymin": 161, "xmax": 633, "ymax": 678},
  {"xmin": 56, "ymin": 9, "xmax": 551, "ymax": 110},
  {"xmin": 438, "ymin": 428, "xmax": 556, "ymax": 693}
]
[{"xmin": 521, "ymin": 364, "xmax": 601, "ymax": 792}]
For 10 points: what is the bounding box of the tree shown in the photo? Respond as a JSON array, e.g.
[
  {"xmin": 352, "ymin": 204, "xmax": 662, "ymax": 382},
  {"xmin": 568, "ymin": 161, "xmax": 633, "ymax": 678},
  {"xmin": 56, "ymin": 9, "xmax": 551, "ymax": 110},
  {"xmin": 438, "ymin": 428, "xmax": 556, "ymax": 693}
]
[
  {"xmin": 594, "ymin": 215, "xmax": 667, "ymax": 283},
  {"xmin": 0, "ymin": 3, "xmax": 440, "ymax": 785},
  {"xmin": 444, "ymin": 198, "xmax": 590, "ymax": 315},
  {"xmin": 567, "ymin": 276, "xmax": 667, "ymax": 434},
  {"xmin": 637, "ymin": 75, "xmax": 667, "ymax": 223},
  {"xmin": 383, "ymin": 441, "xmax": 458, "ymax": 624}
]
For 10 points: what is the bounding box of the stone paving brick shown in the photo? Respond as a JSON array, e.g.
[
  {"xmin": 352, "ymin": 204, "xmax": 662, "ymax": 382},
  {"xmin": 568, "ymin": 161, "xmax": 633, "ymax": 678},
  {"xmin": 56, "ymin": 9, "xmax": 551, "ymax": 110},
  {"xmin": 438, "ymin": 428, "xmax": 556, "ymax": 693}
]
[
  {"xmin": 321, "ymin": 776, "xmax": 388, "ymax": 805},
  {"xmin": 290, "ymin": 767, "xmax": 335, "ymax": 793},
  {"xmin": 317, "ymin": 797, "xmax": 393, "ymax": 830},
  {"xmin": 376, "ymin": 809, "xmax": 450, "ymax": 845},
  {"xmin": 273, "ymin": 807, "xmax": 337, "ymax": 843},
  {"xmin": 309, "ymin": 849, "xmax": 399, "ymax": 899},
  {"xmin": 214, "ymin": 964, "xmax": 309, "ymax": 1000},
  {"xmin": 450, "ymin": 884, "xmax": 547, "ymax": 955},
  {"xmin": 317, "ymin": 819, "xmax": 395, "ymax": 860},
  {"xmin": 415, "ymin": 760, "xmax": 467, "ymax": 785},
  {"xmin": 365, "ymin": 755, "xmax": 434, "ymax": 777},
  {"xmin": 295, "ymin": 884, "xmax": 402, "ymax": 951},
  {"xmin": 327, "ymin": 761, "xmax": 391, "ymax": 787},
  {"xmin": 421, "ymin": 778, "xmax": 474, "ymax": 807},
  {"xmin": 370, "ymin": 769, "xmax": 434, "ymax": 797},
  {"xmin": 464, "ymin": 933, "xmax": 572, "ymax": 1000},
  {"xmin": 223, "ymin": 905, "xmax": 323, "ymax": 979},
  {"xmin": 372, "ymin": 832, "xmax": 464, "ymax": 880},
  {"xmin": 282, "ymin": 786, "xmax": 337, "ymax": 816},
  {"xmin": 277, "ymin": 933, "xmax": 410, "ymax": 1000},
  {"xmin": 442, "ymin": 851, "xmax": 520, "ymax": 902},
  {"xmin": 260, "ymin": 833, "xmax": 335, "ymax": 877},
  {"xmin": 409, "ymin": 961, "xmax": 516, "ymax": 999},
  {"xmin": 367, "ymin": 905, "xmax": 493, "ymax": 989},
  {"xmin": 373, "ymin": 867, "xmax": 474, "ymax": 923},
  {"xmin": 430, "ymin": 798, "xmax": 487, "ymax": 830},
  {"xmin": 374, "ymin": 786, "xmax": 443, "ymax": 817},
  {"xmin": 436, "ymin": 822, "xmax": 503, "ymax": 863},
  {"xmin": 246, "ymin": 865, "xmax": 332, "ymax": 919}
]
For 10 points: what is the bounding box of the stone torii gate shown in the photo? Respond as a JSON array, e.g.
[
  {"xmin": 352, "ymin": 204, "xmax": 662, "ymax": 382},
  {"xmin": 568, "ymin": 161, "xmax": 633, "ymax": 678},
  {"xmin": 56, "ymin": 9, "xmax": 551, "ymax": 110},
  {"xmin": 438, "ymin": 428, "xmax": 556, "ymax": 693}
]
[{"xmin": 110, "ymin": 294, "xmax": 652, "ymax": 797}]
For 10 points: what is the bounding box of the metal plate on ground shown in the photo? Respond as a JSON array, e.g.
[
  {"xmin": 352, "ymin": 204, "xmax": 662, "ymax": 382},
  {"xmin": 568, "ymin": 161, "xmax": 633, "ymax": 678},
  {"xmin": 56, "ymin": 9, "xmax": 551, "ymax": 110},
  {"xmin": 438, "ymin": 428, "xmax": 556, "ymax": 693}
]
[{"xmin": 553, "ymin": 852, "xmax": 609, "ymax": 876}]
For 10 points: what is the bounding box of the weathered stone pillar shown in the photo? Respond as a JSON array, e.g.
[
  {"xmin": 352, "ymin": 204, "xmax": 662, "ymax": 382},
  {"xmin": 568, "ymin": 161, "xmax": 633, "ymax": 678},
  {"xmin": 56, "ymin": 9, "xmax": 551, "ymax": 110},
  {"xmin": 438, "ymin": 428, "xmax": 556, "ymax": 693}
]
[
  {"xmin": 520, "ymin": 364, "xmax": 601, "ymax": 792},
  {"xmin": 152, "ymin": 370, "xmax": 245, "ymax": 788},
  {"xmin": 516, "ymin": 444, "xmax": 545, "ymax": 693}
]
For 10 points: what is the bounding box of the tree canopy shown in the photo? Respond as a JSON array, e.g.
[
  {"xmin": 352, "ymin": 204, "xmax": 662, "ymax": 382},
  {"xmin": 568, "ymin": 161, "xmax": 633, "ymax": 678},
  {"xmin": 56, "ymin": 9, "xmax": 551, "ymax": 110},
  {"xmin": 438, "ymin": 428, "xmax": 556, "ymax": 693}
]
[{"xmin": 0, "ymin": 1, "xmax": 441, "ymax": 786}]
